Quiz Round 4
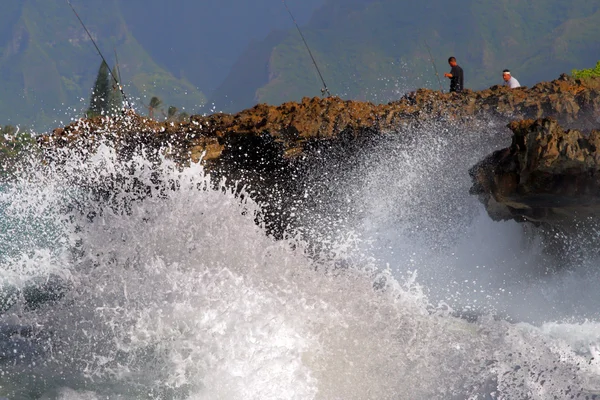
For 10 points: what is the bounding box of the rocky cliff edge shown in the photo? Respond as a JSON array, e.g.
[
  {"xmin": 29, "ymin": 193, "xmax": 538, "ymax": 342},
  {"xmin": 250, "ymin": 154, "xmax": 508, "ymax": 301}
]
[
  {"xmin": 38, "ymin": 74, "xmax": 600, "ymax": 229},
  {"xmin": 39, "ymin": 74, "xmax": 600, "ymax": 166}
]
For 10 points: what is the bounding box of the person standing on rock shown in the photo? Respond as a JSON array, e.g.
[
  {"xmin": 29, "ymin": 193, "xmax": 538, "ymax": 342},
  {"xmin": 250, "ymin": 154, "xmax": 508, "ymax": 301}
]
[
  {"xmin": 444, "ymin": 57, "xmax": 464, "ymax": 93},
  {"xmin": 502, "ymin": 69, "xmax": 521, "ymax": 88}
]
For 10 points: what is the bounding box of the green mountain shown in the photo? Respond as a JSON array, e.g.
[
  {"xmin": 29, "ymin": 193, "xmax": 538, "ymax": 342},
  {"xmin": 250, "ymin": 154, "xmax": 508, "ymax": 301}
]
[
  {"xmin": 2, "ymin": 0, "xmax": 598, "ymax": 129},
  {"xmin": 118, "ymin": 0, "xmax": 325, "ymax": 98},
  {"xmin": 0, "ymin": 0, "xmax": 326, "ymax": 131},
  {"xmin": 0, "ymin": 0, "xmax": 207, "ymax": 131},
  {"xmin": 210, "ymin": 0, "xmax": 600, "ymax": 112}
]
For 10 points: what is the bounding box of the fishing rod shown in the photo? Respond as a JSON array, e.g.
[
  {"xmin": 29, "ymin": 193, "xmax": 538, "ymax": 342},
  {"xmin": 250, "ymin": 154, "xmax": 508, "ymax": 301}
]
[
  {"xmin": 424, "ymin": 40, "xmax": 444, "ymax": 93},
  {"xmin": 282, "ymin": 0, "xmax": 331, "ymax": 97},
  {"xmin": 113, "ymin": 47, "xmax": 122, "ymax": 86},
  {"xmin": 66, "ymin": 0, "xmax": 130, "ymax": 110}
]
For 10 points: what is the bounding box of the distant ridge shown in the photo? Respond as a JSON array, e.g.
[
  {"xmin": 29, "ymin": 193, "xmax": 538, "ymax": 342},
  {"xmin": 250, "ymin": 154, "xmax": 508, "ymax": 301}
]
[
  {"xmin": 0, "ymin": 1, "xmax": 208, "ymax": 131},
  {"xmin": 210, "ymin": 0, "xmax": 600, "ymax": 113}
]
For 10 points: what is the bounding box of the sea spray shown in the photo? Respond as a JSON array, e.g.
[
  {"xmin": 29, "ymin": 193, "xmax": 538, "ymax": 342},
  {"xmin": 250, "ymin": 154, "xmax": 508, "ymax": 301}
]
[
  {"xmin": 291, "ymin": 116, "xmax": 600, "ymax": 323},
  {"xmin": 0, "ymin": 130, "xmax": 599, "ymax": 399},
  {"xmin": 1, "ymin": 143, "xmax": 322, "ymax": 398}
]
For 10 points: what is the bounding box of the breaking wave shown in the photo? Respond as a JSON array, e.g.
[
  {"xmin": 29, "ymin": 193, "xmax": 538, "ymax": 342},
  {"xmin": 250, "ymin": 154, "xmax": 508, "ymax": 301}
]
[{"xmin": 0, "ymin": 121, "xmax": 599, "ymax": 399}]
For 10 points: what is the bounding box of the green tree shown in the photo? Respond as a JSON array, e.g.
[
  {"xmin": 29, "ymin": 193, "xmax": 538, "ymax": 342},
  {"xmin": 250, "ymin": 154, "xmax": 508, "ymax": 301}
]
[
  {"xmin": 107, "ymin": 63, "xmax": 124, "ymax": 115},
  {"xmin": 167, "ymin": 105, "xmax": 178, "ymax": 120},
  {"xmin": 87, "ymin": 61, "xmax": 110, "ymax": 117},
  {"xmin": 177, "ymin": 111, "xmax": 190, "ymax": 122},
  {"xmin": 146, "ymin": 96, "xmax": 162, "ymax": 119},
  {"xmin": 161, "ymin": 106, "xmax": 190, "ymax": 122}
]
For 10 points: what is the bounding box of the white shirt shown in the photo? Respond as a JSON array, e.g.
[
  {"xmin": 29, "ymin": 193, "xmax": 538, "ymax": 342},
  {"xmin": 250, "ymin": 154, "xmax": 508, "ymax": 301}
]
[{"xmin": 504, "ymin": 76, "xmax": 520, "ymax": 88}]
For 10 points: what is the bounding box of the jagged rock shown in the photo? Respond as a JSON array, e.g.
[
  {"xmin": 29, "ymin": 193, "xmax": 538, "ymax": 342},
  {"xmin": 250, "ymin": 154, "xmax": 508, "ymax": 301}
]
[
  {"xmin": 38, "ymin": 74, "xmax": 600, "ymax": 168},
  {"xmin": 469, "ymin": 118, "xmax": 600, "ymax": 224},
  {"xmin": 37, "ymin": 74, "xmax": 600, "ymax": 234}
]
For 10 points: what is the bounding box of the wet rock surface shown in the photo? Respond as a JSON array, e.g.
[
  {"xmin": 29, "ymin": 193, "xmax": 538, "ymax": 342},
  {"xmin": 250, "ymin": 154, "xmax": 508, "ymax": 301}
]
[
  {"xmin": 38, "ymin": 74, "xmax": 600, "ymax": 231},
  {"xmin": 470, "ymin": 118, "xmax": 600, "ymax": 225},
  {"xmin": 39, "ymin": 74, "xmax": 600, "ymax": 164}
]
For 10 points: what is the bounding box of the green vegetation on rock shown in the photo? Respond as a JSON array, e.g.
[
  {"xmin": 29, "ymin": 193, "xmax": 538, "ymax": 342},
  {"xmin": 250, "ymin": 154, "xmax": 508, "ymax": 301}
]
[{"xmin": 572, "ymin": 61, "xmax": 600, "ymax": 79}]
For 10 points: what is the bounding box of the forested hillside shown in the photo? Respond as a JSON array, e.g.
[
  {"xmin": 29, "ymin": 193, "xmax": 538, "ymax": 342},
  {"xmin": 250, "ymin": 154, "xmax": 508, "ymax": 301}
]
[
  {"xmin": 119, "ymin": 0, "xmax": 324, "ymax": 97},
  {"xmin": 210, "ymin": 0, "xmax": 600, "ymax": 112},
  {"xmin": 1, "ymin": 0, "xmax": 598, "ymax": 129},
  {"xmin": 0, "ymin": 1, "xmax": 207, "ymax": 130},
  {"xmin": 0, "ymin": 0, "xmax": 323, "ymax": 130}
]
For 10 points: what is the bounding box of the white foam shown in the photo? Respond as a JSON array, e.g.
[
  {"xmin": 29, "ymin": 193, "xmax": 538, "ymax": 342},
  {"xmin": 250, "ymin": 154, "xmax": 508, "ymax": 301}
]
[{"xmin": 1, "ymin": 136, "xmax": 599, "ymax": 399}]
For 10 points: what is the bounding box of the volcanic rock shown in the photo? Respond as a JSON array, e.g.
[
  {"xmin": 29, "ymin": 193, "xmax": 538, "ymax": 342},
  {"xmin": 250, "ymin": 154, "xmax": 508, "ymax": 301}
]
[
  {"xmin": 39, "ymin": 74, "xmax": 600, "ymax": 168},
  {"xmin": 469, "ymin": 118, "xmax": 600, "ymax": 225},
  {"xmin": 37, "ymin": 74, "xmax": 600, "ymax": 234}
]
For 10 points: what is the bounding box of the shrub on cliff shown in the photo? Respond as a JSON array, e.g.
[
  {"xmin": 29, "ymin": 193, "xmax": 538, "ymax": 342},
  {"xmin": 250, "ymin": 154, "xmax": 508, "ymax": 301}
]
[{"xmin": 572, "ymin": 61, "xmax": 600, "ymax": 79}]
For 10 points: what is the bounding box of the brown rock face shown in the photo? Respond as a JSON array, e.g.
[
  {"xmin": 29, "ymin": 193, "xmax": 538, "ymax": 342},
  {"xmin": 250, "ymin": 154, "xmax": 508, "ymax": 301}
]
[
  {"xmin": 37, "ymin": 74, "xmax": 600, "ymax": 234},
  {"xmin": 39, "ymin": 74, "xmax": 600, "ymax": 168},
  {"xmin": 469, "ymin": 118, "xmax": 600, "ymax": 224}
]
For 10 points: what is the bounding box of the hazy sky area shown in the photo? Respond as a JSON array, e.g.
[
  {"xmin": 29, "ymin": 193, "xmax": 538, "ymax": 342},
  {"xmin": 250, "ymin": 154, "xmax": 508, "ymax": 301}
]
[{"xmin": 120, "ymin": 0, "xmax": 326, "ymax": 95}]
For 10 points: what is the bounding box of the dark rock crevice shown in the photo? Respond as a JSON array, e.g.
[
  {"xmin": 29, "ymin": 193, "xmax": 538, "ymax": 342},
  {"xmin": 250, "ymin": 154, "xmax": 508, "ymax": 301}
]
[
  {"xmin": 36, "ymin": 74, "xmax": 600, "ymax": 237},
  {"xmin": 469, "ymin": 118, "xmax": 600, "ymax": 227}
]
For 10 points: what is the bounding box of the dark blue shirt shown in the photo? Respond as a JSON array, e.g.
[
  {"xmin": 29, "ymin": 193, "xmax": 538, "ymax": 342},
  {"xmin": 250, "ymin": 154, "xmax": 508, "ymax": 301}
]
[{"xmin": 450, "ymin": 65, "xmax": 464, "ymax": 92}]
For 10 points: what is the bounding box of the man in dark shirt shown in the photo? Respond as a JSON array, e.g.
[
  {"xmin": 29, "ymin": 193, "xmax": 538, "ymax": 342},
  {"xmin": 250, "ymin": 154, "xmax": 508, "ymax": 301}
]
[{"xmin": 444, "ymin": 56, "xmax": 464, "ymax": 92}]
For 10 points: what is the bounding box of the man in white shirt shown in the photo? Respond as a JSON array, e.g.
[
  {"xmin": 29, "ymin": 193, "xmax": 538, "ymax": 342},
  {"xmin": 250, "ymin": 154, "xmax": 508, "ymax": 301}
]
[{"xmin": 503, "ymin": 69, "xmax": 520, "ymax": 88}]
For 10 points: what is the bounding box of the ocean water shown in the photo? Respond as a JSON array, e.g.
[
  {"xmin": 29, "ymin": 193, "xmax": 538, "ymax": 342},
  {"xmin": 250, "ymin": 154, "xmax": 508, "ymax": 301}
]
[{"xmin": 0, "ymin": 120, "xmax": 599, "ymax": 400}]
